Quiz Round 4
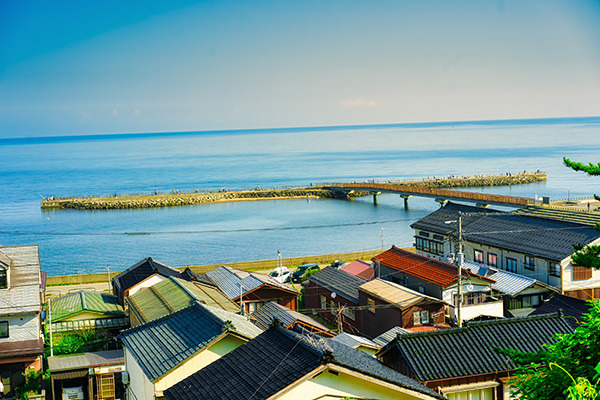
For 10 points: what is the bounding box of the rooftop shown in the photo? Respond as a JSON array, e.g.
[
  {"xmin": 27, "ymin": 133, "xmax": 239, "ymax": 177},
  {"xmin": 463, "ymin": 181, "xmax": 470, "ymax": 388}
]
[
  {"xmin": 373, "ymin": 246, "xmax": 492, "ymax": 288},
  {"xmin": 341, "ymin": 259, "xmax": 375, "ymax": 280},
  {"xmin": 462, "ymin": 261, "xmax": 558, "ymax": 297},
  {"xmin": 0, "ymin": 245, "xmax": 41, "ymax": 316},
  {"xmin": 206, "ymin": 266, "xmax": 296, "ymax": 300},
  {"xmin": 164, "ymin": 325, "xmax": 444, "ymax": 400},
  {"xmin": 411, "ymin": 202, "xmax": 600, "ymax": 262},
  {"xmin": 48, "ymin": 349, "xmax": 124, "ymax": 372},
  {"xmin": 121, "ymin": 301, "xmax": 261, "ymax": 382},
  {"xmin": 126, "ymin": 276, "xmax": 239, "ymax": 324},
  {"xmin": 359, "ymin": 278, "xmax": 444, "ymax": 309},
  {"xmin": 51, "ymin": 291, "xmax": 124, "ymax": 321},
  {"xmin": 250, "ymin": 301, "xmax": 330, "ymax": 334},
  {"xmin": 379, "ymin": 313, "xmax": 574, "ymax": 382},
  {"xmin": 530, "ymin": 293, "xmax": 592, "ymax": 328},
  {"xmin": 112, "ymin": 257, "xmax": 181, "ymax": 294},
  {"xmin": 308, "ymin": 265, "xmax": 366, "ymax": 303}
]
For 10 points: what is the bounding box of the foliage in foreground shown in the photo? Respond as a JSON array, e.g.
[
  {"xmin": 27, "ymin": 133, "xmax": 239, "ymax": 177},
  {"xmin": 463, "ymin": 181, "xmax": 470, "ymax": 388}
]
[{"xmin": 498, "ymin": 300, "xmax": 600, "ymax": 399}]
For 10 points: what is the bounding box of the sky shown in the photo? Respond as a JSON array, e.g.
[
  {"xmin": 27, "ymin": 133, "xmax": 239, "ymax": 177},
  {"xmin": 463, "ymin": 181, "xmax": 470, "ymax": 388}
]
[{"xmin": 1, "ymin": 0, "xmax": 600, "ymax": 138}]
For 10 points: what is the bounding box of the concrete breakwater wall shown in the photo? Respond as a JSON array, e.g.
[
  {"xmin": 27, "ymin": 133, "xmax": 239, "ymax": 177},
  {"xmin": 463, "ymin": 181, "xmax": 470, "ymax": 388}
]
[
  {"xmin": 41, "ymin": 172, "xmax": 546, "ymax": 210},
  {"xmin": 41, "ymin": 188, "xmax": 368, "ymax": 210},
  {"xmin": 390, "ymin": 172, "xmax": 546, "ymax": 189}
]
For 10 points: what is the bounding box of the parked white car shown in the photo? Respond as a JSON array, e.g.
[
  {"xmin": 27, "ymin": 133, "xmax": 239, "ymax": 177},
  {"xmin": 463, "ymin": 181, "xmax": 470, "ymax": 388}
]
[{"xmin": 269, "ymin": 266, "xmax": 291, "ymax": 283}]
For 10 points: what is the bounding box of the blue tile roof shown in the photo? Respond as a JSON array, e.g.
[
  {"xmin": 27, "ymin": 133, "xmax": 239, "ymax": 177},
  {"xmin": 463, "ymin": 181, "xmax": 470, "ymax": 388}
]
[
  {"xmin": 206, "ymin": 266, "xmax": 293, "ymax": 300},
  {"xmin": 164, "ymin": 326, "xmax": 444, "ymax": 400},
  {"xmin": 121, "ymin": 301, "xmax": 260, "ymax": 382},
  {"xmin": 250, "ymin": 301, "xmax": 329, "ymax": 333}
]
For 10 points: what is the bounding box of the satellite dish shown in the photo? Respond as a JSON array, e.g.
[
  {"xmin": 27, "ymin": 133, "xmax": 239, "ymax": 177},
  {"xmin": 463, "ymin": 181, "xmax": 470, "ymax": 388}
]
[
  {"xmin": 331, "ymin": 292, "xmax": 337, "ymax": 299},
  {"xmin": 466, "ymin": 283, "xmax": 474, "ymax": 292}
]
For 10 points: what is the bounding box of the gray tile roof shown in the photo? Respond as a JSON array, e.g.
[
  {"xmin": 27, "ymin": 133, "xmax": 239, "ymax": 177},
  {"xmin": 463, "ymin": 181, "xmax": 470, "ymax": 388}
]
[
  {"xmin": 112, "ymin": 257, "xmax": 181, "ymax": 294},
  {"xmin": 462, "ymin": 261, "xmax": 558, "ymax": 296},
  {"xmin": 331, "ymin": 332, "xmax": 380, "ymax": 350},
  {"xmin": 164, "ymin": 326, "xmax": 444, "ymax": 400},
  {"xmin": 380, "ymin": 313, "xmax": 574, "ymax": 382},
  {"xmin": 0, "ymin": 245, "xmax": 41, "ymax": 316},
  {"xmin": 308, "ymin": 265, "xmax": 365, "ymax": 303},
  {"xmin": 206, "ymin": 266, "xmax": 293, "ymax": 300},
  {"xmin": 48, "ymin": 349, "xmax": 124, "ymax": 372},
  {"xmin": 411, "ymin": 202, "xmax": 600, "ymax": 261},
  {"xmin": 121, "ymin": 301, "xmax": 260, "ymax": 382},
  {"xmin": 372, "ymin": 326, "xmax": 412, "ymax": 347},
  {"xmin": 530, "ymin": 294, "xmax": 591, "ymax": 328},
  {"xmin": 250, "ymin": 301, "xmax": 329, "ymax": 333}
]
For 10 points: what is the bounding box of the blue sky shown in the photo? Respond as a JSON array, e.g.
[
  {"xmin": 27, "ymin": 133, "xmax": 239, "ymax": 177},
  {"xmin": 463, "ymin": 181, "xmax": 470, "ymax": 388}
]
[{"xmin": 1, "ymin": 0, "xmax": 599, "ymax": 137}]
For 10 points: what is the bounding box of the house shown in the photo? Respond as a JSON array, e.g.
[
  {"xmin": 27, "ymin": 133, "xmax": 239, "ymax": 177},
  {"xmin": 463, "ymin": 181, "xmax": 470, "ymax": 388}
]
[
  {"xmin": 359, "ymin": 278, "xmax": 447, "ymax": 338},
  {"xmin": 530, "ymin": 293, "xmax": 592, "ymax": 328},
  {"xmin": 462, "ymin": 261, "xmax": 558, "ymax": 317},
  {"xmin": 373, "ymin": 246, "xmax": 503, "ymax": 324},
  {"xmin": 49, "ymin": 291, "xmax": 127, "ymax": 332},
  {"xmin": 331, "ymin": 332, "xmax": 381, "ymax": 356},
  {"xmin": 341, "ymin": 259, "xmax": 375, "ymax": 280},
  {"xmin": 126, "ymin": 276, "xmax": 239, "ymax": 326},
  {"xmin": 411, "ymin": 201, "xmax": 600, "ymax": 300},
  {"xmin": 377, "ymin": 313, "xmax": 574, "ymax": 399},
  {"xmin": 305, "ymin": 266, "xmax": 365, "ymax": 334},
  {"xmin": 251, "ymin": 301, "xmax": 332, "ymax": 337},
  {"xmin": 205, "ymin": 266, "xmax": 299, "ymax": 313},
  {"xmin": 163, "ymin": 325, "xmax": 445, "ymax": 400},
  {"xmin": 48, "ymin": 349, "xmax": 124, "ymax": 400},
  {"xmin": 0, "ymin": 245, "xmax": 44, "ymax": 398},
  {"xmin": 111, "ymin": 257, "xmax": 182, "ymax": 305},
  {"xmin": 121, "ymin": 301, "xmax": 262, "ymax": 399}
]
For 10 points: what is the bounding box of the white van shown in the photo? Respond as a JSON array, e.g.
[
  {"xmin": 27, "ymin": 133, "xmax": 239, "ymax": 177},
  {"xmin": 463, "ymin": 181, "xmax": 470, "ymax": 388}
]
[{"xmin": 269, "ymin": 266, "xmax": 290, "ymax": 284}]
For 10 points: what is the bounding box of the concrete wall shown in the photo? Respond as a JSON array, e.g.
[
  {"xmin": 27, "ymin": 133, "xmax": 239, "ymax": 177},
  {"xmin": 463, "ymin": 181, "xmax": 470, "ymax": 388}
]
[{"xmin": 0, "ymin": 313, "xmax": 40, "ymax": 343}]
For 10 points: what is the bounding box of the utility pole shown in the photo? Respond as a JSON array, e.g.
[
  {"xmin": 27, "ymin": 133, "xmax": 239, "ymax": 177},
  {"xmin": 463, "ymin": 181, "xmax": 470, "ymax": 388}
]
[
  {"xmin": 456, "ymin": 211, "xmax": 464, "ymax": 328},
  {"xmin": 106, "ymin": 266, "xmax": 112, "ymax": 295},
  {"xmin": 49, "ymin": 298, "xmax": 54, "ymax": 356}
]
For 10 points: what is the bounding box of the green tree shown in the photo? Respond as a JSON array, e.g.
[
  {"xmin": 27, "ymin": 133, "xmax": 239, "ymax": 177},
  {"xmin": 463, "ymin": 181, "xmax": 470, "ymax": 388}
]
[
  {"xmin": 564, "ymin": 157, "xmax": 600, "ymax": 204},
  {"xmin": 498, "ymin": 300, "xmax": 600, "ymax": 400}
]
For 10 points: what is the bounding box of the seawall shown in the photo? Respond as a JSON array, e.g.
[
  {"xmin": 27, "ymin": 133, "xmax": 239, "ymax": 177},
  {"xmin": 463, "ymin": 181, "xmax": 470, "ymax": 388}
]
[{"xmin": 46, "ymin": 249, "xmax": 386, "ymax": 285}]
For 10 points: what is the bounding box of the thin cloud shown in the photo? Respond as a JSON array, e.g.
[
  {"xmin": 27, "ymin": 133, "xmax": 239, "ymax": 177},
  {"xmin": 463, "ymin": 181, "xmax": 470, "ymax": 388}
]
[{"xmin": 341, "ymin": 98, "xmax": 377, "ymax": 108}]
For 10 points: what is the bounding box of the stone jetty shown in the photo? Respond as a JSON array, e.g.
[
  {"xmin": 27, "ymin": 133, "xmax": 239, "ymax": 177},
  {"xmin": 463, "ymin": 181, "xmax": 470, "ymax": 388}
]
[{"xmin": 41, "ymin": 172, "xmax": 546, "ymax": 210}]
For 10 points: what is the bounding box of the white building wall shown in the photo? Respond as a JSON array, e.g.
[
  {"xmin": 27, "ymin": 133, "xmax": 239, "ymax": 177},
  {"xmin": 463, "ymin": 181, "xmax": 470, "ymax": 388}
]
[
  {"xmin": 125, "ymin": 348, "xmax": 155, "ymax": 400},
  {"xmin": 0, "ymin": 313, "xmax": 40, "ymax": 343},
  {"xmin": 277, "ymin": 367, "xmax": 435, "ymax": 400}
]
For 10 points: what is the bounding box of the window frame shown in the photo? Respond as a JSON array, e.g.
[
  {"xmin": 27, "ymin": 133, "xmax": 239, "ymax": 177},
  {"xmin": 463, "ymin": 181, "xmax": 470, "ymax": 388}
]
[
  {"xmin": 548, "ymin": 261, "xmax": 561, "ymax": 277},
  {"xmin": 573, "ymin": 265, "xmax": 592, "ymax": 281},
  {"xmin": 367, "ymin": 298, "xmax": 376, "ymax": 313},
  {"xmin": 506, "ymin": 257, "xmax": 517, "ymax": 273},
  {"xmin": 487, "ymin": 252, "xmax": 498, "ymax": 267},
  {"xmin": 0, "ymin": 321, "xmax": 8, "ymax": 338},
  {"xmin": 524, "ymin": 255, "xmax": 535, "ymax": 271},
  {"xmin": 474, "ymin": 250, "xmax": 484, "ymax": 263}
]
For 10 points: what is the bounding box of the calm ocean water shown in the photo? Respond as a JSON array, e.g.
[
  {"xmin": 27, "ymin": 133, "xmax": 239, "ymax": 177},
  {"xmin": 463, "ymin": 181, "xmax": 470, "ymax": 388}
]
[{"xmin": 1, "ymin": 117, "xmax": 599, "ymax": 276}]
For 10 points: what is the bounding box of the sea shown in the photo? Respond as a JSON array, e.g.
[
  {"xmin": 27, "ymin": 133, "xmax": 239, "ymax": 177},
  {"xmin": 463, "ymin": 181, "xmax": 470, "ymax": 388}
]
[{"xmin": 1, "ymin": 117, "xmax": 599, "ymax": 276}]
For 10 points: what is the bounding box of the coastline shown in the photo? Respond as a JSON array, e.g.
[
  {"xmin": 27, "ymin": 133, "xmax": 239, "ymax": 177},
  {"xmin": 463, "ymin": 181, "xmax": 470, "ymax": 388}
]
[{"xmin": 41, "ymin": 172, "xmax": 546, "ymax": 211}]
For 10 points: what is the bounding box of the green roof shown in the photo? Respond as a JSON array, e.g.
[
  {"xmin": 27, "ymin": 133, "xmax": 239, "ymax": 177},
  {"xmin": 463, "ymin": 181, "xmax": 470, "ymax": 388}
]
[
  {"xmin": 127, "ymin": 277, "xmax": 240, "ymax": 324},
  {"xmin": 51, "ymin": 291, "xmax": 124, "ymax": 322}
]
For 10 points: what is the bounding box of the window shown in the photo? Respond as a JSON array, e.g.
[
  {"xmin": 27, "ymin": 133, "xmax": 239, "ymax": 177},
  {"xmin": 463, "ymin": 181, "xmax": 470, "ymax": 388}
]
[
  {"xmin": 330, "ymin": 300, "xmax": 336, "ymax": 314},
  {"xmin": 549, "ymin": 262, "xmax": 561, "ymax": 277},
  {"xmin": 487, "ymin": 253, "xmax": 498, "ymax": 267},
  {"xmin": 524, "ymin": 255, "xmax": 535, "ymax": 270},
  {"xmin": 510, "ymin": 294, "xmax": 542, "ymax": 309},
  {"xmin": 413, "ymin": 310, "xmax": 430, "ymax": 325},
  {"xmin": 320, "ymin": 295, "xmax": 327, "ymax": 311},
  {"xmin": 573, "ymin": 266, "xmax": 592, "ymax": 280},
  {"xmin": 506, "ymin": 257, "xmax": 517, "ymax": 273},
  {"xmin": 474, "ymin": 250, "xmax": 484, "ymax": 263},
  {"xmin": 419, "ymin": 231, "xmax": 430, "ymax": 237},
  {"xmin": 0, "ymin": 321, "xmax": 8, "ymax": 338},
  {"xmin": 418, "ymin": 286, "xmax": 425, "ymax": 294},
  {"xmin": 0, "ymin": 266, "xmax": 6, "ymax": 289},
  {"xmin": 457, "ymin": 292, "xmax": 490, "ymax": 306},
  {"xmin": 368, "ymin": 298, "xmax": 376, "ymax": 313}
]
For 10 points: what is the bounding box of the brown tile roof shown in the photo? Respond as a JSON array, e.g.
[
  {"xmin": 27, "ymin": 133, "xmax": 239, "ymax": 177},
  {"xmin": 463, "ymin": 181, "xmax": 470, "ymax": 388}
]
[
  {"xmin": 0, "ymin": 337, "xmax": 44, "ymax": 358},
  {"xmin": 373, "ymin": 246, "xmax": 492, "ymax": 288}
]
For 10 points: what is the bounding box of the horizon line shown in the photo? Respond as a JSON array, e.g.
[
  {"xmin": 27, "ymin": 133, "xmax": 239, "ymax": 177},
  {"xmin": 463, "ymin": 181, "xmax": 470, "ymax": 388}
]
[{"xmin": 2, "ymin": 115, "xmax": 599, "ymax": 145}]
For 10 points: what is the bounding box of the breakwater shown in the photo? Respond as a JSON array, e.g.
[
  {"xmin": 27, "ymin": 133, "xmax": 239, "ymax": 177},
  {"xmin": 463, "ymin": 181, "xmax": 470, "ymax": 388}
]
[{"xmin": 41, "ymin": 172, "xmax": 546, "ymax": 210}]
